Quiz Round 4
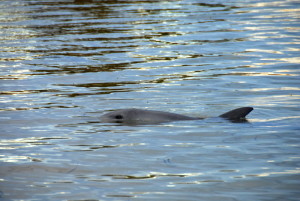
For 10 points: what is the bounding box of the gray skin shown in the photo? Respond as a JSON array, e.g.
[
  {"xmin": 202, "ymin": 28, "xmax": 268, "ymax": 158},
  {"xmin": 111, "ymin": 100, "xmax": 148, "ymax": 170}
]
[{"xmin": 100, "ymin": 107, "xmax": 253, "ymax": 125}]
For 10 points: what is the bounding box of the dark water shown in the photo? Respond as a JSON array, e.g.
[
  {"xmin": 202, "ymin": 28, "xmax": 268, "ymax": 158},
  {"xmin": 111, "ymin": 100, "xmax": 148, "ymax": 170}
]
[{"xmin": 1, "ymin": 0, "xmax": 300, "ymax": 200}]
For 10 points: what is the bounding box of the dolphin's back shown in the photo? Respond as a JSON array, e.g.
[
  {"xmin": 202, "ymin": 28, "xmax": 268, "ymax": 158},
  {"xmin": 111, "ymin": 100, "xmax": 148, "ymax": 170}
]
[
  {"xmin": 134, "ymin": 109, "xmax": 199, "ymax": 121},
  {"xmin": 101, "ymin": 108, "xmax": 198, "ymax": 124}
]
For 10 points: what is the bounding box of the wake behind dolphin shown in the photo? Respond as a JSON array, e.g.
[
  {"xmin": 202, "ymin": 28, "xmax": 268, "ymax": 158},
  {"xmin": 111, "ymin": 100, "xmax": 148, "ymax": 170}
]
[{"xmin": 100, "ymin": 107, "xmax": 253, "ymax": 124}]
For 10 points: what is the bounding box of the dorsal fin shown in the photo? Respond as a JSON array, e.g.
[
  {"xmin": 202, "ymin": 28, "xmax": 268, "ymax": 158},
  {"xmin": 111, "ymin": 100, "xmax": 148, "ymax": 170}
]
[{"xmin": 219, "ymin": 107, "xmax": 253, "ymax": 120}]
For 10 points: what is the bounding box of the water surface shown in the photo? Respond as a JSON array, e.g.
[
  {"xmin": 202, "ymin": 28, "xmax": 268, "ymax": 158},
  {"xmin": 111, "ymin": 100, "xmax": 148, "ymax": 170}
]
[{"xmin": 1, "ymin": 0, "xmax": 300, "ymax": 200}]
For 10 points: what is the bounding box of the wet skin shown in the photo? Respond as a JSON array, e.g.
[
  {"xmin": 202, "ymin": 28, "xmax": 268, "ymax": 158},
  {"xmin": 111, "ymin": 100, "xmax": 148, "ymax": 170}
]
[{"xmin": 100, "ymin": 107, "xmax": 253, "ymax": 125}]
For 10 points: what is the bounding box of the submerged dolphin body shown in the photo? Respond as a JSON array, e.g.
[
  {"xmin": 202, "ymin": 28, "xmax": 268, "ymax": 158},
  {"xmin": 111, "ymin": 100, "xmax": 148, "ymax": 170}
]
[{"xmin": 100, "ymin": 107, "xmax": 253, "ymax": 124}]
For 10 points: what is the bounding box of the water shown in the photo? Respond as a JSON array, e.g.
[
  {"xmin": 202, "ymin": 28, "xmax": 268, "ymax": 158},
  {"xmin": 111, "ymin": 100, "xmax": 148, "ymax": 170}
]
[{"xmin": 1, "ymin": 0, "xmax": 300, "ymax": 200}]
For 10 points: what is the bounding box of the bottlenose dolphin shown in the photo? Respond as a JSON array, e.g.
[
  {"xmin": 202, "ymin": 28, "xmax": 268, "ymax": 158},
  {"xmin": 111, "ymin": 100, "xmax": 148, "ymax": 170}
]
[{"xmin": 100, "ymin": 107, "xmax": 253, "ymax": 124}]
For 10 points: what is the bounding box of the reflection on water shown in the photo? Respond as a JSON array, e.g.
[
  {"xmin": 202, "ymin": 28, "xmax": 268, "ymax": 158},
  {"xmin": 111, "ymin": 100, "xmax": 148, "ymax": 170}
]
[{"xmin": 1, "ymin": 0, "xmax": 300, "ymax": 200}]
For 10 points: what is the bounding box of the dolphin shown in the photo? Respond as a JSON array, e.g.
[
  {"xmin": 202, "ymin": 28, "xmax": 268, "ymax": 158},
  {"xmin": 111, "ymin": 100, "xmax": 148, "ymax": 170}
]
[{"xmin": 100, "ymin": 107, "xmax": 253, "ymax": 124}]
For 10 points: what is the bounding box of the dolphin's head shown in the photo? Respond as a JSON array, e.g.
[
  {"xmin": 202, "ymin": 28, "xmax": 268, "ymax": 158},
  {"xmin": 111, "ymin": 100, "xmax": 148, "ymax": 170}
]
[{"xmin": 100, "ymin": 109, "xmax": 135, "ymax": 123}]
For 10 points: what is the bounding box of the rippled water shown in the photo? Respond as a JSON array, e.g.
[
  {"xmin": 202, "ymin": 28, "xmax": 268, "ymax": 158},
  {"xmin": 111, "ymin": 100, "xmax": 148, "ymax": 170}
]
[{"xmin": 1, "ymin": 0, "xmax": 300, "ymax": 200}]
